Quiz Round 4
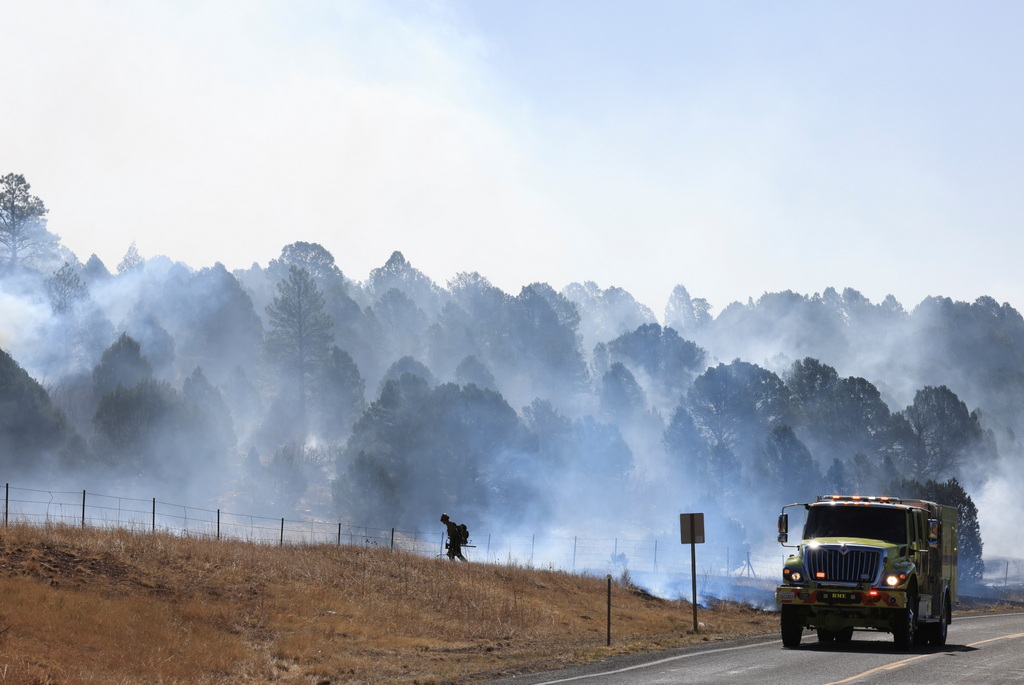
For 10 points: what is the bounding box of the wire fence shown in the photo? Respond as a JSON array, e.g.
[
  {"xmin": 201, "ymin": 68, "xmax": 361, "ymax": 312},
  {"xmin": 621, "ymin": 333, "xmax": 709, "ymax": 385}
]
[
  {"xmin": 3, "ymin": 483, "xmax": 1021, "ymax": 602},
  {"xmin": 1, "ymin": 483, "xmax": 431, "ymax": 550}
]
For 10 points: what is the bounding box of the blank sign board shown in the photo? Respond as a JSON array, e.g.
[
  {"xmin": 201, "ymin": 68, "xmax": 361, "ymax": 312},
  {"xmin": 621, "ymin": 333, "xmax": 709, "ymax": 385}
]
[{"xmin": 679, "ymin": 512, "xmax": 705, "ymax": 544}]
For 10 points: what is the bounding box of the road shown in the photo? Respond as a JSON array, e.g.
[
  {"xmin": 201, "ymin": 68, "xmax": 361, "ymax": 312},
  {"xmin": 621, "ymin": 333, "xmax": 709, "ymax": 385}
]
[{"xmin": 481, "ymin": 612, "xmax": 1024, "ymax": 685}]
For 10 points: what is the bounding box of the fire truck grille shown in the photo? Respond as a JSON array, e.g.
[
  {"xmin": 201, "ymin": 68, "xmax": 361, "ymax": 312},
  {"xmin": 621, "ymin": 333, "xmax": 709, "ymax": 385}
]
[{"xmin": 804, "ymin": 547, "xmax": 882, "ymax": 584}]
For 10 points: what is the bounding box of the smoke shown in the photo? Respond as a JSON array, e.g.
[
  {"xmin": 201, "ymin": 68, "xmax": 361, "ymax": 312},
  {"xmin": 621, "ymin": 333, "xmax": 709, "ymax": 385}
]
[
  {"xmin": 0, "ymin": 286, "xmax": 50, "ymax": 370},
  {"xmin": 2, "ymin": 249, "xmax": 1022, "ymax": 601},
  {"xmin": 974, "ymin": 452, "xmax": 1024, "ymax": 559}
]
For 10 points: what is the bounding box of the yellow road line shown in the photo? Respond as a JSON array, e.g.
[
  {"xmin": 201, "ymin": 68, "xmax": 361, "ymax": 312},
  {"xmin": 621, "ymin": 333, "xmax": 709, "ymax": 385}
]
[
  {"xmin": 823, "ymin": 633, "xmax": 1024, "ymax": 685},
  {"xmin": 822, "ymin": 653, "xmax": 931, "ymax": 684},
  {"xmin": 965, "ymin": 632, "xmax": 1024, "ymax": 648}
]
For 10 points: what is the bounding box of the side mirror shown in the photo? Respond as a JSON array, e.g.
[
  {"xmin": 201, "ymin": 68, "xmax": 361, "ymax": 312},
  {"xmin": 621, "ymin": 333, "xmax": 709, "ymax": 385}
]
[
  {"xmin": 928, "ymin": 519, "xmax": 940, "ymax": 548},
  {"xmin": 778, "ymin": 513, "xmax": 789, "ymax": 544}
]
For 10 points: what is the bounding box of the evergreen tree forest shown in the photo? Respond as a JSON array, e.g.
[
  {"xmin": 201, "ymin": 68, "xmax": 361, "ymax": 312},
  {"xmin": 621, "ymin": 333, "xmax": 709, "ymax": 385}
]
[{"xmin": 2, "ymin": 175, "xmax": 1017, "ymax": 583}]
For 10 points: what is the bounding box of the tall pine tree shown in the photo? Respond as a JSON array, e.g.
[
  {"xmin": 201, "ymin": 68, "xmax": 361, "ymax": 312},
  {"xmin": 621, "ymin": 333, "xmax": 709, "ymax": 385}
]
[{"xmin": 265, "ymin": 266, "xmax": 334, "ymax": 437}]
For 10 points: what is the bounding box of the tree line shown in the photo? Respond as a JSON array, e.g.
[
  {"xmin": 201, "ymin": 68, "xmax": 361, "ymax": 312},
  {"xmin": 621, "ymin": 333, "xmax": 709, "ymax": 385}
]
[{"xmin": 2, "ymin": 173, "xmax": 1010, "ymax": 583}]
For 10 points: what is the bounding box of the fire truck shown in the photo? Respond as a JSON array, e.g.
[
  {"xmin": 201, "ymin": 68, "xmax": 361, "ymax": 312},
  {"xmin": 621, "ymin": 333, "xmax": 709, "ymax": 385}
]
[{"xmin": 775, "ymin": 495, "xmax": 958, "ymax": 650}]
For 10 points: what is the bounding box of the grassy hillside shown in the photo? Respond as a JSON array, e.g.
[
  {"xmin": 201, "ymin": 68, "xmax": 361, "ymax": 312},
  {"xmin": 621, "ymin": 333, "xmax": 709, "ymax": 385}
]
[{"xmin": 0, "ymin": 523, "xmax": 777, "ymax": 684}]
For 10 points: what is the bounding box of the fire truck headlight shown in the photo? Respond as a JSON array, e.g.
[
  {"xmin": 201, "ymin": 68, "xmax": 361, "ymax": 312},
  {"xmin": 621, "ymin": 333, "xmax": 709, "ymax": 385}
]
[
  {"xmin": 782, "ymin": 567, "xmax": 804, "ymax": 584},
  {"xmin": 885, "ymin": 572, "xmax": 908, "ymax": 587}
]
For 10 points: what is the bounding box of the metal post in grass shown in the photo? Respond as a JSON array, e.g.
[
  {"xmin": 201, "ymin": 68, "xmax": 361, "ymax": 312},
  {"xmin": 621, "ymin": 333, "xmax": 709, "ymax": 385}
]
[
  {"xmin": 217, "ymin": 509, "xmax": 221, "ymax": 540},
  {"xmin": 152, "ymin": 498, "xmax": 156, "ymax": 532},
  {"xmin": 606, "ymin": 574, "xmax": 612, "ymax": 646},
  {"xmin": 280, "ymin": 518, "xmax": 285, "ymax": 546},
  {"xmin": 81, "ymin": 490, "xmax": 86, "ymax": 528},
  {"xmin": 679, "ymin": 513, "xmax": 705, "ymax": 634},
  {"xmin": 391, "ymin": 528, "xmax": 395, "ymax": 550},
  {"xmin": 690, "ymin": 528, "xmax": 698, "ymax": 632},
  {"xmin": 5, "ymin": 483, "xmax": 9, "ymax": 527},
  {"xmin": 337, "ymin": 523, "xmax": 342, "ymax": 546}
]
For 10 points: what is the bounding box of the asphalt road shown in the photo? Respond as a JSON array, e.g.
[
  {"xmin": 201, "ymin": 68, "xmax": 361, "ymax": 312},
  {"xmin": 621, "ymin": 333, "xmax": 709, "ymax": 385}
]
[{"xmin": 481, "ymin": 612, "xmax": 1024, "ymax": 685}]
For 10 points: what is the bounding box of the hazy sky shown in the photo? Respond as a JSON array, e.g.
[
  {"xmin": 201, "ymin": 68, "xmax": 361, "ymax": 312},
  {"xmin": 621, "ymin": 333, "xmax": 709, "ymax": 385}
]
[{"xmin": 5, "ymin": 0, "xmax": 1023, "ymax": 315}]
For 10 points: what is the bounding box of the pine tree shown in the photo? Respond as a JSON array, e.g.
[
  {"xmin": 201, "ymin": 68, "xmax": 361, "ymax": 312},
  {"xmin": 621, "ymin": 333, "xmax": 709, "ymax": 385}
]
[{"xmin": 265, "ymin": 266, "xmax": 334, "ymax": 436}]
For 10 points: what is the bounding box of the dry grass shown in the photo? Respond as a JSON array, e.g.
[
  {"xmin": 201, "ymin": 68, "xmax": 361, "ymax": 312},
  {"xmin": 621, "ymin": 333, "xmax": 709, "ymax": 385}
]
[{"xmin": 0, "ymin": 523, "xmax": 777, "ymax": 684}]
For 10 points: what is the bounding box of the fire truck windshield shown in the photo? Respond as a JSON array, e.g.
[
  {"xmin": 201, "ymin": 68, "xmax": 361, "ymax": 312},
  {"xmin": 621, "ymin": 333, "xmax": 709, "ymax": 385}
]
[{"xmin": 804, "ymin": 506, "xmax": 907, "ymax": 544}]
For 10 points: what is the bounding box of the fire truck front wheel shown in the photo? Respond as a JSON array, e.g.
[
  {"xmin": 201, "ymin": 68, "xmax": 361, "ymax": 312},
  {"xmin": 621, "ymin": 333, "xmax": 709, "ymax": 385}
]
[
  {"xmin": 781, "ymin": 606, "xmax": 803, "ymax": 648},
  {"xmin": 893, "ymin": 592, "xmax": 918, "ymax": 651}
]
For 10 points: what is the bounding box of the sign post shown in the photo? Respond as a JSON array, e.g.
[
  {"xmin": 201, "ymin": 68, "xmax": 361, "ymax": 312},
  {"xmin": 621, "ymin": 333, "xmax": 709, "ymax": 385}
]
[{"xmin": 679, "ymin": 513, "xmax": 705, "ymax": 633}]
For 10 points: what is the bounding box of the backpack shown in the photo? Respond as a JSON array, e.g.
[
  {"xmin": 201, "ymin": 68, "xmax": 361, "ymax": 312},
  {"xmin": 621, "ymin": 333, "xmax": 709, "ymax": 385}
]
[{"xmin": 456, "ymin": 523, "xmax": 469, "ymax": 545}]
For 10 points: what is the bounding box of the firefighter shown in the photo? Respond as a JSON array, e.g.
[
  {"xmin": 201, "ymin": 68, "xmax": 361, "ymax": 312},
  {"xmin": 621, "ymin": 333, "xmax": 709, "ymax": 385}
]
[{"xmin": 440, "ymin": 513, "xmax": 466, "ymax": 561}]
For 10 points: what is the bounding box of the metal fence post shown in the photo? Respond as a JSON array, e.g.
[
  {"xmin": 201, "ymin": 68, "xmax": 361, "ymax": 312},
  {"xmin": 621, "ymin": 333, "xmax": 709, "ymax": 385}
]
[
  {"xmin": 81, "ymin": 490, "xmax": 86, "ymax": 528},
  {"xmin": 606, "ymin": 574, "xmax": 612, "ymax": 646}
]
